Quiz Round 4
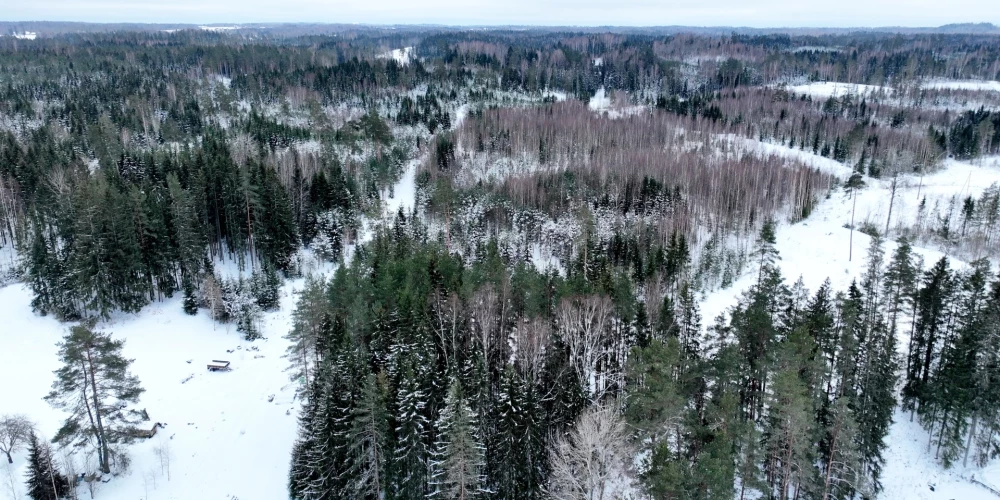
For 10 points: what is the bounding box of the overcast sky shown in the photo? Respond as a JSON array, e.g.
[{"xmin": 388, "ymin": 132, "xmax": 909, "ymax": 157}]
[{"xmin": 2, "ymin": 0, "xmax": 999, "ymax": 28}]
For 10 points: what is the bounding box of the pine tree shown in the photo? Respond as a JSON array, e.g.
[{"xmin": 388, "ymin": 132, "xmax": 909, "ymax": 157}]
[
  {"xmin": 23, "ymin": 432, "xmax": 70, "ymax": 500},
  {"xmin": 818, "ymin": 397, "xmax": 864, "ymax": 500},
  {"xmin": 45, "ymin": 324, "xmax": 144, "ymax": 474}
]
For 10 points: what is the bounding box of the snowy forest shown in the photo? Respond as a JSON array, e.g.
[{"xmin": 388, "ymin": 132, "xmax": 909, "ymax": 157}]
[{"xmin": 2, "ymin": 23, "xmax": 1000, "ymax": 500}]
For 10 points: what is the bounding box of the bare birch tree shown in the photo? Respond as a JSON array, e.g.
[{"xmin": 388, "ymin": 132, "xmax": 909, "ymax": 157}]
[
  {"xmin": 547, "ymin": 405, "xmax": 632, "ymax": 500},
  {"xmin": 558, "ymin": 296, "xmax": 613, "ymax": 396}
]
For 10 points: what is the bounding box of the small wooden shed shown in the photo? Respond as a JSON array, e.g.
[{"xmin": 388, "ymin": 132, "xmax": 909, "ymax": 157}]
[{"xmin": 130, "ymin": 422, "xmax": 160, "ymax": 439}]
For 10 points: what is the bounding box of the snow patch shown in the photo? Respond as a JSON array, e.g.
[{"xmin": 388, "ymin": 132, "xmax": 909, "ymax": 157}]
[
  {"xmin": 922, "ymin": 79, "xmax": 1000, "ymax": 92},
  {"xmin": 721, "ymin": 135, "xmax": 854, "ymax": 178},
  {"xmin": 378, "ymin": 47, "xmax": 414, "ymax": 66},
  {"xmin": 588, "ymin": 87, "xmax": 612, "ymax": 112},
  {"xmin": 199, "ymin": 25, "xmax": 240, "ymax": 32},
  {"xmin": 786, "ymin": 81, "xmax": 890, "ymax": 99},
  {"xmin": 214, "ymin": 74, "xmax": 232, "ymax": 89}
]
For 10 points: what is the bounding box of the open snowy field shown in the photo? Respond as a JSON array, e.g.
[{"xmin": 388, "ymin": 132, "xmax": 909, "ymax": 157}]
[{"xmin": 1, "ymin": 280, "xmax": 303, "ymax": 500}]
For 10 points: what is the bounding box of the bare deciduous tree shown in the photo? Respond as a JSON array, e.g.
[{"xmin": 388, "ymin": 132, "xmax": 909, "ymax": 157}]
[
  {"xmin": 558, "ymin": 296, "xmax": 613, "ymax": 395},
  {"xmin": 514, "ymin": 317, "xmax": 551, "ymax": 382},
  {"xmin": 0, "ymin": 414, "xmax": 33, "ymax": 464},
  {"xmin": 432, "ymin": 291, "xmax": 463, "ymax": 373},
  {"xmin": 547, "ymin": 405, "xmax": 632, "ymax": 500},
  {"xmin": 471, "ymin": 285, "xmax": 502, "ymax": 369}
]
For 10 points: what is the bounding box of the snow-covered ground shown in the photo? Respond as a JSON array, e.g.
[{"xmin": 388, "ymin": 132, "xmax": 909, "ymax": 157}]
[
  {"xmin": 378, "ymin": 47, "xmax": 414, "ymax": 66},
  {"xmin": 698, "ymin": 150, "xmax": 1000, "ymax": 498},
  {"xmin": 588, "ymin": 87, "xmax": 612, "ymax": 112},
  {"xmin": 922, "ymin": 79, "xmax": 1000, "ymax": 92},
  {"xmin": 1, "ymin": 280, "xmax": 302, "ymax": 500},
  {"xmin": 720, "ymin": 135, "xmax": 854, "ymax": 177},
  {"xmin": 786, "ymin": 81, "xmax": 891, "ymax": 99}
]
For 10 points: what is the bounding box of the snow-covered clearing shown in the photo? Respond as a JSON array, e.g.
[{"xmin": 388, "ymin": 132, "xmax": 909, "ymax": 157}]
[
  {"xmin": 786, "ymin": 81, "xmax": 891, "ymax": 99},
  {"xmin": 12, "ymin": 32, "xmax": 37, "ymax": 40},
  {"xmin": 1, "ymin": 280, "xmax": 302, "ymax": 500},
  {"xmin": 378, "ymin": 47, "xmax": 414, "ymax": 66},
  {"xmin": 588, "ymin": 87, "xmax": 612, "ymax": 112},
  {"xmin": 698, "ymin": 156, "xmax": 1000, "ymax": 498}
]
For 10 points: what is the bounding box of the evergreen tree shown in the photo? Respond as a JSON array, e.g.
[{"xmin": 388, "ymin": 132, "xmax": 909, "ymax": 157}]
[
  {"xmin": 44, "ymin": 324, "xmax": 145, "ymax": 474},
  {"xmin": 23, "ymin": 432, "xmax": 70, "ymax": 500},
  {"xmin": 904, "ymin": 257, "xmax": 955, "ymax": 413},
  {"xmin": 489, "ymin": 367, "xmax": 546, "ymax": 500},
  {"xmin": 388, "ymin": 362, "xmax": 431, "ymax": 500},
  {"xmin": 345, "ymin": 372, "xmax": 389, "ymax": 499},
  {"xmin": 927, "ymin": 259, "xmax": 993, "ymax": 467},
  {"xmin": 430, "ymin": 380, "xmax": 488, "ymax": 499}
]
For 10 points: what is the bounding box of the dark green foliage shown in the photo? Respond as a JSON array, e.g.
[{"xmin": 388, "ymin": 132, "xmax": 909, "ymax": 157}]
[
  {"xmin": 44, "ymin": 325, "xmax": 145, "ymax": 474},
  {"xmin": 24, "ymin": 433, "xmax": 71, "ymax": 500}
]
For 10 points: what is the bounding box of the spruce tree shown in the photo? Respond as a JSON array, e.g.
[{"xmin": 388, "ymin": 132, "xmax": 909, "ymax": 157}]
[
  {"xmin": 430, "ymin": 380, "xmax": 487, "ymax": 499},
  {"xmin": 388, "ymin": 363, "xmax": 431, "ymax": 500},
  {"xmin": 24, "ymin": 432, "xmax": 70, "ymax": 500},
  {"xmin": 928, "ymin": 259, "xmax": 993, "ymax": 467},
  {"xmin": 345, "ymin": 372, "xmax": 389, "ymax": 499},
  {"xmin": 904, "ymin": 257, "xmax": 955, "ymax": 414}
]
